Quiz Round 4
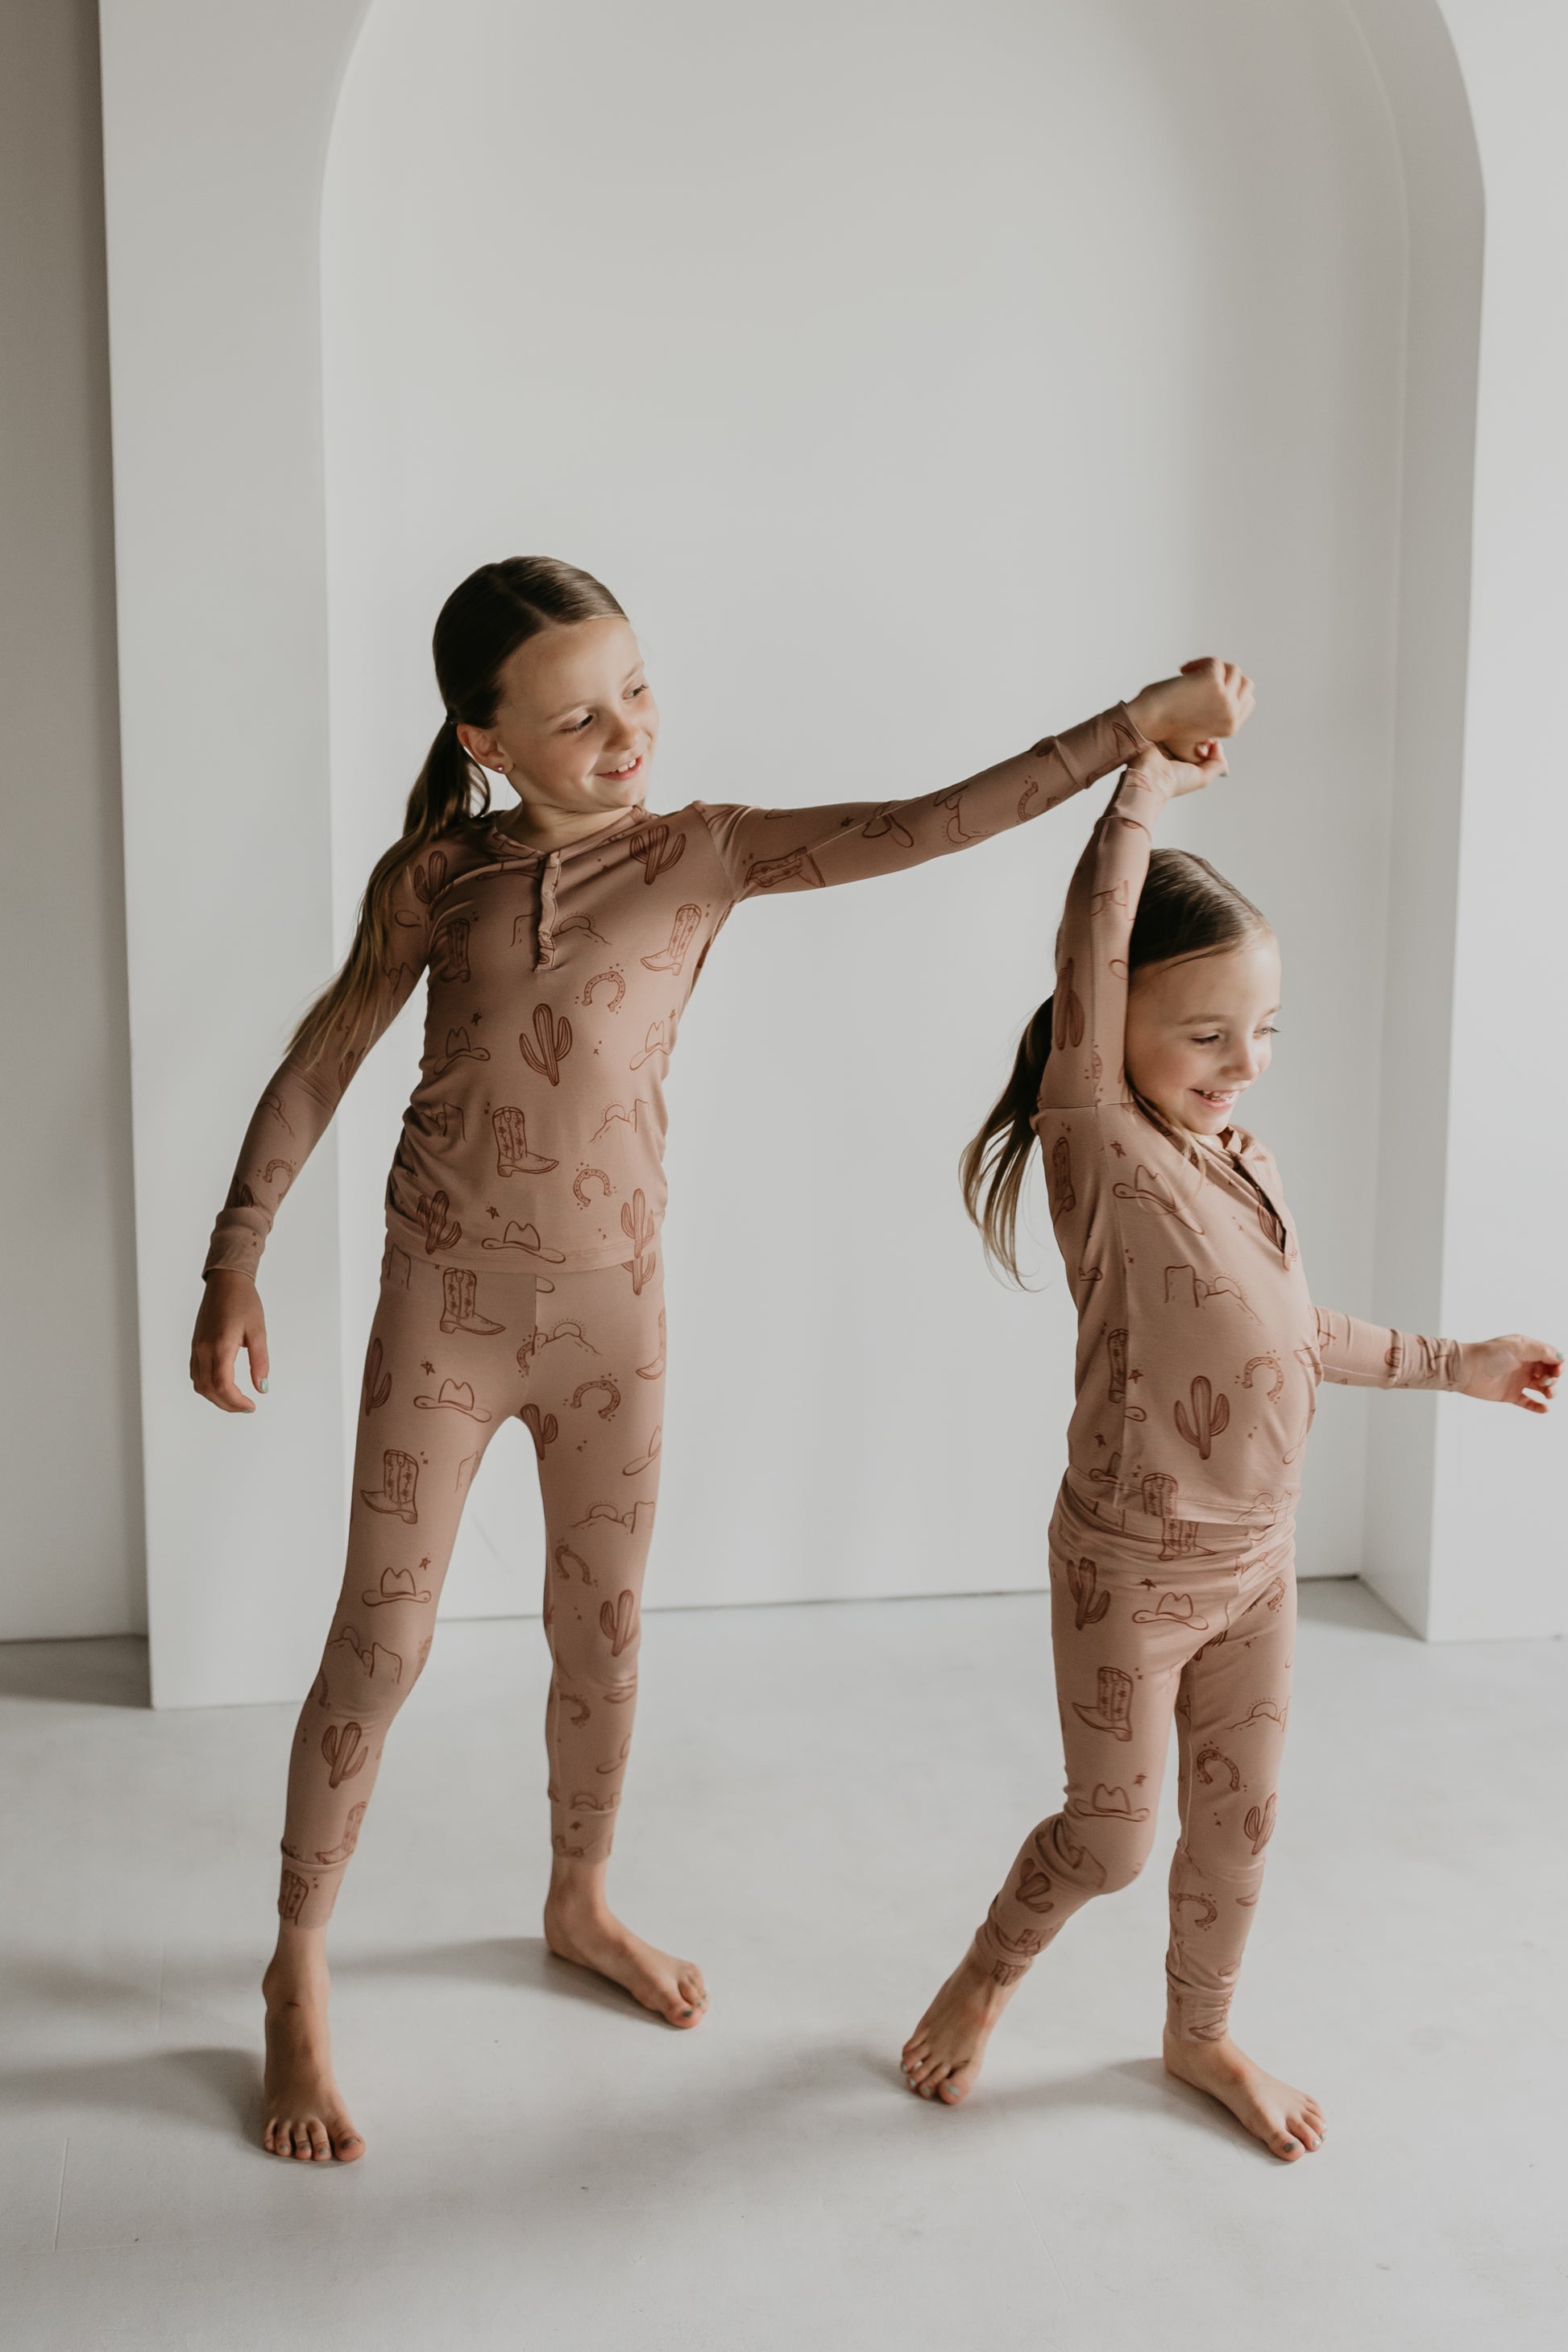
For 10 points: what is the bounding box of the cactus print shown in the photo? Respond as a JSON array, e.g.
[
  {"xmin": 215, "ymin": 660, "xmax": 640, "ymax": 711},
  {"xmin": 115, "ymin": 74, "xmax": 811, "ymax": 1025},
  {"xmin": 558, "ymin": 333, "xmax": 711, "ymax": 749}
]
[{"xmin": 276, "ymin": 1253, "xmax": 667, "ymax": 1925}]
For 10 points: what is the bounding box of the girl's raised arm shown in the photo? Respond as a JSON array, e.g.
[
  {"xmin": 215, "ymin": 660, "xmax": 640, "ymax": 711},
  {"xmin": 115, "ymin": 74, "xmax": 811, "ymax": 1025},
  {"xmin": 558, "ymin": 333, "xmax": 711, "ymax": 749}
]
[{"xmin": 1036, "ymin": 747, "xmax": 1192, "ymax": 1114}]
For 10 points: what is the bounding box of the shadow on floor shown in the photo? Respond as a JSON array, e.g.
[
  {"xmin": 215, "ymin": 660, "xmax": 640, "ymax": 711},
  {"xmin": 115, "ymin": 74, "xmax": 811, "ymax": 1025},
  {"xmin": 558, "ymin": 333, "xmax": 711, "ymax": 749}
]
[
  {"xmin": 0, "ymin": 1636, "xmax": 150, "ymax": 1708},
  {"xmin": 0, "ymin": 2045, "xmax": 259, "ymax": 2137},
  {"xmin": 341, "ymin": 1935, "xmax": 673, "ymax": 2022}
]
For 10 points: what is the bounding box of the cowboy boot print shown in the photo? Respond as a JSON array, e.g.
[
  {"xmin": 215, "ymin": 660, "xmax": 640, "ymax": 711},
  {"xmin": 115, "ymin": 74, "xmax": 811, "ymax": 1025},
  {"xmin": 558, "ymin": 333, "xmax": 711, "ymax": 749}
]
[
  {"xmin": 362, "ymin": 1337, "xmax": 392, "ymax": 1415},
  {"xmin": 492, "ymin": 1105, "xmax": 558, "ymax": 1177},
  {"xmin": 935, "ymin": 785, "xmax": 978, "ymax": 843},
  {"xmin": 581, "ymin": 969, "xmax": 627, "ymax": 1011},
  {"xmin": 1141, "ymin": 1471, "xmax": 1178, "ymax": 1520},
  {"xmin": 1052, "ymin": 961, "xmax": 1085, "ymax": 1050},
  {"xmin": 628, "ymin": 821, "xmax": 687, "ymax": 884},
  {"xmin": 440, "ymin": 1267, "xmax": 504, "ymax": 1336},
  {"xmin": 620, "ymin": 1190, "xmax": 657, "ymax": 1294},
  {"xmin": 600, "ymin": 1588, "xmax": 639, "ymax": 1658},
  {"xmin": 279, "ymin": 1869, "xmax": 311, "ymax": 1923},
  {"xmin": 1050, "ymin": 1134, "xmax": 1076, "ymax": 1217},
  {"xmin": 1194, "ymin": 1744, "xmax": 1242, "ymax": 1792},
  {"xmin": 1244, "ymin": 1793, "xmax": 1277, "ymax": 1856},
  {"xmin": 744, "ymin": 847, "xmax": 827, "ymax": 891},
  {"xmin": 321, "ymin": 1721, "xmax": 370, "ymax": 1790},
  {"xmin": 415, "ymin": 1189, "xmax": 462, "ymax": 1254},
  {"xmin": 1106, "ymin": 1327, "xmax": 1128, "ymax": 1403},
  {"xmin": 519, "ymin": 1004, "xmax": 573, "ymax": 1085},
  {"xmin": 569, "ymin": 1376, "xmax": 621, "ymax": 1421},
  {"xmin": 430, "ymin": 911, "xmax": 472, "ymax": 983},
  {"xmin": 1066, "ymin": 1554, "xmax": 1110, "ymax": 1631},
  {"xmin": 1072, "ymin": 1664, "xmax": 1134, "ymax": 1741},
  {"xmin": 1159, "ymin": 1517, "xmax": 1200, "ymax": 1561},
  {"xmin": 315, "ymin": 1801, "xmax": 367, "ymax": 1866},
  {"xmin": 572, "ymin": 1166, "xmax": 613, "ymax": 1207},
  {"xmin": 360, "ymin": 1449, "xmax": 419, "ymax": 1523},
  {"xmin": 521, "ymin": 1402, "xmax": 558, "ymax": 1459},
  {"xmin": 641, "ymin": 902, "xmax": 702, "ymax": 974},
  {"xmin": 1015, "ymin": 1857, "xmax": 1056, "ymax": 1914},
  {"xmin": 1174, "ymin": 1375, "xmax": 1230, "ymax": 1460}
]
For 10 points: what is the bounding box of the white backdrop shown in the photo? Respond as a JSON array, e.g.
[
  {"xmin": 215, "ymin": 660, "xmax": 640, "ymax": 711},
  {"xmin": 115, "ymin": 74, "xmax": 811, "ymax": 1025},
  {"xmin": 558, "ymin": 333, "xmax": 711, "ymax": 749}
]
[
  {"xmin": 97, "ymin": 0, "xmax": 1568, "ymax": 1703},
  {"xmin": 321, "ymin": 0, "xmax": 1404, "ymax": 1623}
]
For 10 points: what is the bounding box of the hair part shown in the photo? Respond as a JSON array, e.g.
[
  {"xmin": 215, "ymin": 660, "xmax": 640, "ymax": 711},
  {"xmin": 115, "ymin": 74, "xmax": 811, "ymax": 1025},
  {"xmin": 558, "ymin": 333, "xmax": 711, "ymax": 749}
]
[
  {"xmin": 288, "ymin": 556, "xmax": 626, "ymax": 1065},
  {"xmin": 962, "ymin": 846, "xmax": 1268, "ymax": 1282}
]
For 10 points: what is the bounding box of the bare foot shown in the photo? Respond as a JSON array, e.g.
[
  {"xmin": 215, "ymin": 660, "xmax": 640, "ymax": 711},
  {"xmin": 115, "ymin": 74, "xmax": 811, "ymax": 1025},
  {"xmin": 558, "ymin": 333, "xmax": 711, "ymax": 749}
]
[
  {"xmin": 543, "ymin": 1876, "xmax": 707, "ymax": 2028},
  {"xmin": 1162, "ymin": 2029, "xmax": 1325, "ymax": 2161},
  {"xmin": 901, "ymin": 1944, "xmax": 1020, "ymax": 2105},
  {"xmin": 260, "ymin": 1927, "xmax": 364, "ymax": 2163}
]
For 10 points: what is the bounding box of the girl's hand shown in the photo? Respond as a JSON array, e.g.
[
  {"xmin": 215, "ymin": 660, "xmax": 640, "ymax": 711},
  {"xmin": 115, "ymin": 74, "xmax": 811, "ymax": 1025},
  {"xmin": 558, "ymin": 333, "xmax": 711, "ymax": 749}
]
[
  {"xmin": 1126, "ymin": 741, "xmax": 1228, "ymax": 801},
  {"xmin": 1128, "ymin": 657, "xmax": 1255, "ymax": 762},
  {"xmin": 190, "ymin": 1271, "xmax": 271, "ymax": 1413},
  {"xmin": 1454, "ymin": 1334, "xmax": 1562, "ymax": 1413}
]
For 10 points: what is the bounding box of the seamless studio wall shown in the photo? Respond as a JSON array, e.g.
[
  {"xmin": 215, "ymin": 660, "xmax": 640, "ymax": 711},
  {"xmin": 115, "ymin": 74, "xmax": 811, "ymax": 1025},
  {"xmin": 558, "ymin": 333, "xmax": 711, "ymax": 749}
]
[{"xmin": 322, "ymin": 0, "xmax": 1405, "ymax": 1620}]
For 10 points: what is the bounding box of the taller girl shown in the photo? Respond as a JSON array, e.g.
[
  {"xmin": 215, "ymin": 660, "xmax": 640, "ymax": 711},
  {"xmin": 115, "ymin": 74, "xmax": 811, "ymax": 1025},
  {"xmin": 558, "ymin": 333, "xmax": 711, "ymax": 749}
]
[{"xmin": 193, "ymin": 557, "xmax": 1250, "ymax": 2160}]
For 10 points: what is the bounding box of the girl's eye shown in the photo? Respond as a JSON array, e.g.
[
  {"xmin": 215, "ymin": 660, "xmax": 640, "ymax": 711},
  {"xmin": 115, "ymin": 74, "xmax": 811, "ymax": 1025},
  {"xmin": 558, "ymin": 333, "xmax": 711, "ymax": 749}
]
[
  {"xmin": 1193, "ymin": 1033, "xmax": 1221, "ymax": 1046},
  {"xmin": 629, "ymin": 681, "xmax": 648, "ymax": 698},
  {"xmin": 1259, "ymin": 1024, "xmax": 1279, "ymax": 1037},
  {"xmin": 568, "ymin": 713, "xmax": 595, "ymax": 732}
]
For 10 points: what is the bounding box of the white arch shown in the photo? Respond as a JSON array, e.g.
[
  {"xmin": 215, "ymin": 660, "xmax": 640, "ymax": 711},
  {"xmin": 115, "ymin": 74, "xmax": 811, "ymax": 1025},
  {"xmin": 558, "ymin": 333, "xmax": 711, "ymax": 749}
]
[{"xmin": 99, "ymin": 1, "xmax": 1557, "ymax": 1701}]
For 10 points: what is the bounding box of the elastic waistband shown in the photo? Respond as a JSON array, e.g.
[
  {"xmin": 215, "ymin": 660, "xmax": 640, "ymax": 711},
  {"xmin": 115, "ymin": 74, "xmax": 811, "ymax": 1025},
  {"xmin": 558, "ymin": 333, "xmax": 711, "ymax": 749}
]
[{"xmin": 1057, "ymin": 1471, "xmax": 1294, "ymax": 1570}]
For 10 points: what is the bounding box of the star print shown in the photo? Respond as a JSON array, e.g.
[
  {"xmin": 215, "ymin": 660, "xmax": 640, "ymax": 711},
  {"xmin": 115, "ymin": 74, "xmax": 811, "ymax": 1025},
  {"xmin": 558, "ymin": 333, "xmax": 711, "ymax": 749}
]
[
  {"xmin": 1133, "ymin": 1773, "xmax": 1147, "ymax": 1786},
  {"xmin": 421, "ymin": 1360, "xmax": 434, "ymax": 1375},
  {"xmin": 1110, "ymin": 1139, "xmax": 1126, "ymax": 1157},
  {"xmin": 1094, "ymin": 1433, "xmax": 1106, "ymax": 1449},
  {"xmin": 1128, "ymin": 1368, "xmax": 1143, "ymax": 1383},
  {"xmin": 487, "ymin": 1205, "xmax": 500, "ymax": 1218},
  {"xmin": 1139, "ymin": 1577, "xmax": 1158, "ymax": 1589}
]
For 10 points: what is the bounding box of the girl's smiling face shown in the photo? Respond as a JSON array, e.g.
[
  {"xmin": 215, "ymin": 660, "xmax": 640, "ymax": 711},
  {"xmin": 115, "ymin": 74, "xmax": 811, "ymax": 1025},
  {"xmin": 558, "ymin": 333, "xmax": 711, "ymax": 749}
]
[
  {"xmin": 459, "ymin": 615, "xmax": 659, "ymax": 822},
  {"xmin": 1123, "ymin": 932, "xmax": 1281, "ymax": 1138}
]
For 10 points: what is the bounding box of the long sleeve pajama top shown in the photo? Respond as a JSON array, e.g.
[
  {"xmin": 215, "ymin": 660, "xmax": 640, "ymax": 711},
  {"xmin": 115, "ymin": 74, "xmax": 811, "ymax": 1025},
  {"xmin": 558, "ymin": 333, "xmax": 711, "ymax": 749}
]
[
  {"xmin": 206, "ymin": 704, "xmax": 1147, "ymax": 1284},
  {"xmin": 1034, "ymin": 756, "xmax": 1460, "ymax": 1532}
]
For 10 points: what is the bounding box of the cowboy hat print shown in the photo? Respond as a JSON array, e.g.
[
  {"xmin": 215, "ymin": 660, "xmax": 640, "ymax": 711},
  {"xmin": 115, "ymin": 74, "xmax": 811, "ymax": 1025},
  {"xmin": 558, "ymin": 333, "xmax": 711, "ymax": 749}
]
[
  {"xmin": 1130, "ymin": 1591, "xmax": 1210, "ymax": 1631},
  {"xmin": 1069, "ymin": 1783, "xmax": 1151, "ymax": 1823},
  {"xmin": 1111, "ymin": 1162, "xmax": 1206, "ymax": 1236},
  {"xmin": 481, "ymin": 1219, "xmax": 567, "ymax": 1263},
  {"xmin": 413, "ymin": 1376, "xmax": 492, "ymax": 1422},
  {"xmin": 430, "ymin": 1026, "xmax": 490, "ymax": 1075},
  {"xmin": 362, "ymin": 1563, "xmax": 433, "ymax": 1609}
]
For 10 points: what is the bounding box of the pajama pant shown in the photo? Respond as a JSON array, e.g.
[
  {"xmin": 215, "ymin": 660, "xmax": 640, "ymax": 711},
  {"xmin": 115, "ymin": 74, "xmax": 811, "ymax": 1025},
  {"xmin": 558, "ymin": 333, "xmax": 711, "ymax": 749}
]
[
  {"xmin": 277, "ymin": 1243, "xmax": 666, "ymax": 1928},
  {"xmin": 973, "ymin": 1473, "xmax": 1295, "ymax": 2042}
]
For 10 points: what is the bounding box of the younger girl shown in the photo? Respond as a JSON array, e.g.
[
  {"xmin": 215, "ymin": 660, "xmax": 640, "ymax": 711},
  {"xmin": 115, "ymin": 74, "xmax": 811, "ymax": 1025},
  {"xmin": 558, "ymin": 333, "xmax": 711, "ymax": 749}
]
[
  {"xmin": 901, "ymin": 682, "xmax": 1559, "ymax": 2158},
  {"xmin": 190, "ymin": 557, "xmax": 1246, "ymax": 2161}
]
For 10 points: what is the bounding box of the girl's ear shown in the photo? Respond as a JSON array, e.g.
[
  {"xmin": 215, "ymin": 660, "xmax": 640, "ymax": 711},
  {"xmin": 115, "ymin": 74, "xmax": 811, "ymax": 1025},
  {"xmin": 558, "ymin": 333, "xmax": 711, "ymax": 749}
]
[{"xmin": 458, "ymin": 725, "xmax": 504, "ymax": 775}]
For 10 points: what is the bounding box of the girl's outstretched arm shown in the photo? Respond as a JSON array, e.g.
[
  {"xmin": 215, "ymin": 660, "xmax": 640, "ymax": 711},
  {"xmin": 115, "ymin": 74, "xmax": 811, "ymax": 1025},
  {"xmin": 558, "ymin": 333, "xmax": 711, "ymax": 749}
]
[
  {"xmin": 191, "ymin": 861, "xmax": 433, "ymax": 1412},
  {"xmin": 697, "ymin": 662, "xmax": 1247, "ymax": 900},
  {"xmin": 1314, "ymin": 1310, "xmax": 1561, "ymax": 1412}
]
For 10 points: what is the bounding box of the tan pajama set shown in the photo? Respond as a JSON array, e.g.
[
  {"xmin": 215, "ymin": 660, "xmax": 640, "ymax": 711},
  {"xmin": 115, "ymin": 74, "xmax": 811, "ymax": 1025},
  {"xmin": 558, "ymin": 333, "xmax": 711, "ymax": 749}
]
[
  {"xmin": 207, "ymin": 703, "xmax": 1149, "ymax": 1927},
  {"xmin": 970, "ymin": 757, "xmax": 1461, "ymax": 2039}
]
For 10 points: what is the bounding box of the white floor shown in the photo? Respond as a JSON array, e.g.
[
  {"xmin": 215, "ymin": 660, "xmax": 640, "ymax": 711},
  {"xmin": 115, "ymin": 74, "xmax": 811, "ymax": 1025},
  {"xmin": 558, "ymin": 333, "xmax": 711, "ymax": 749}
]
[{"xmin": 2, "ymin": 1582, "xmax": 1564, "ymax": 2352}]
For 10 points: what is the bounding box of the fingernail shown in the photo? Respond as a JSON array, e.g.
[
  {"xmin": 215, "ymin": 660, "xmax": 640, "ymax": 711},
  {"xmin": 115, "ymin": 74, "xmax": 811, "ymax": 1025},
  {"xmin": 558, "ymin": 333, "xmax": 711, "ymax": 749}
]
[{"xmin": 258, "ymin": 1377, "xmax": 269, "ymax": 1392}]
